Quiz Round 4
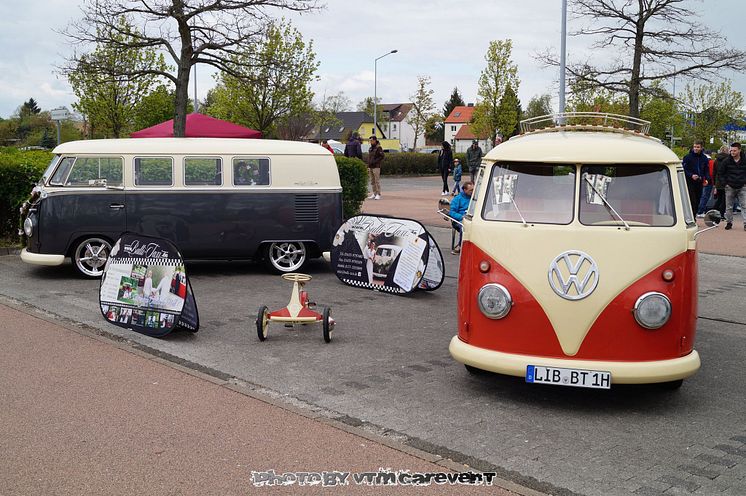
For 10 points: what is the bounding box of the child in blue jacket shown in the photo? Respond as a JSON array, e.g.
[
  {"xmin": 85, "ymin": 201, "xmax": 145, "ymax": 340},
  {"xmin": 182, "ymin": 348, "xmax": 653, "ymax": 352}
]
[{"xmin": 451, "ymin": 159, "xmax": 463, "ymax": 196}]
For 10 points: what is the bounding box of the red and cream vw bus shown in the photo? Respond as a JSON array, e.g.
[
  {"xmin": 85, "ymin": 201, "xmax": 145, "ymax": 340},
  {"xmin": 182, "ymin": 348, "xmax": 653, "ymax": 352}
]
[{"xmin": 449, "ymin": 113, "xmax": 718, "ymax": 389}]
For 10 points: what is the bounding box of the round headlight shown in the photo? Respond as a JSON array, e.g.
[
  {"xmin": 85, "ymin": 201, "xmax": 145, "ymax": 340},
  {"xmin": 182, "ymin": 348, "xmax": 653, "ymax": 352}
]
[
  {"xmin": 23, "ymin": 217, "xmax": 34, "ymax": 237},
  {"xmin": 633, "ymin": 292, "xmax": 671, "ymax": 329},
  {"xmin": 477, "ymin": 283, "xmax": 512, "ymax": 319}
]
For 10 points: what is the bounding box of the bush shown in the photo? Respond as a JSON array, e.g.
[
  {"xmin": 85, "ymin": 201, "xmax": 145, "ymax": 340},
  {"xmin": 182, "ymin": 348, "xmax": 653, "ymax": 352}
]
[
  {"xmin": 334, "ymin": 156, "xmax": 368, "ymax": 219},
  {"xmin": 0, "ymin": 148, "xmax": 52, "ymax": 243},
  {"xmin": 359, "ymin": 151, "xmax": 468, "ymax": 176}
]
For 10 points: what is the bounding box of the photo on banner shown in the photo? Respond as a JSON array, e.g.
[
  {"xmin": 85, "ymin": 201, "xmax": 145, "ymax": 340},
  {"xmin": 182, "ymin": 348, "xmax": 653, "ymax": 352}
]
[
  {"xmin": 418, "ymin": 234, "xmax": 445, "ymax": 291},
  {"xmin": 99, "ymin": 233, "xmax": 199, "ymax": 337},
  {"xmin": 331, "ymin": 215, "xmax": 438, "ymax": 294}
]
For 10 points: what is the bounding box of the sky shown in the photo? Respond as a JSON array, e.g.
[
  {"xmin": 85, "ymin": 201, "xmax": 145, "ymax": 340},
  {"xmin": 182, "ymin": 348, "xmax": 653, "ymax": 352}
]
[{"xmin": 0, "ymin": 0, "xmax": 744, "ymax": 119}]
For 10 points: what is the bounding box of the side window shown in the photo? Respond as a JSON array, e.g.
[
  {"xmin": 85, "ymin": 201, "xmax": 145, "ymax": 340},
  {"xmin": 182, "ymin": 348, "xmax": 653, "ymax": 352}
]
[
  {"xmin": 185, "ymin": 157, "xmax": 222, "ymax": 186},
  {"xmin": 135, "ymin": 157, "xmax": 173, "ymax": 186},
  {"xmin": 67, "ymin": 157, "xmax": 123, "ymax": 187},
  {"xmin": 49, "ymin": 157, "xmax": 76, "ymax": 186},
  {"xmin": 233, "ymin": 158, "xmax": 270, "ymax": 186}
]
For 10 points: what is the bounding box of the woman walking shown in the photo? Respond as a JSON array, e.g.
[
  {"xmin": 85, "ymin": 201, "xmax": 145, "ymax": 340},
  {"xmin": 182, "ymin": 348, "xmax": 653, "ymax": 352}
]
[{"xmin": 437, "ymin": 141, "xmax": 453, "ymax": 196}]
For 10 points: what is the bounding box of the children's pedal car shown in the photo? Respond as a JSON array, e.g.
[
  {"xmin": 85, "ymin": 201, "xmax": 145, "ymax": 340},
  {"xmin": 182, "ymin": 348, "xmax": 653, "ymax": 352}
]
[{"xmin": 256, "ymin": 273, "xmax": 335, "ymax": 343}]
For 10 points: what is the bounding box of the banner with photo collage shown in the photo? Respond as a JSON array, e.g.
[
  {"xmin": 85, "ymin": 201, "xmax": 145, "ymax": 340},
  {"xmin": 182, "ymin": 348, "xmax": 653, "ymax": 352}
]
[
  {"xmin": 331, "ymin": 215, "xmax": 445, "ymax": 294},
  {"xmin": 99, "ymin": 233, "xmax": 199, "ymax": 337}
]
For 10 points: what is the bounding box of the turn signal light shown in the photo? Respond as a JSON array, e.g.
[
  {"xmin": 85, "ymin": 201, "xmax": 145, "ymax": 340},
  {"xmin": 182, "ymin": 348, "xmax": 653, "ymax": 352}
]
[
  {"xmin": 662, "ymin": 269, "xmax": 675, "ymax": 282},
  {"xmin": 479, "ymin": 260, "xmax": 491, "ymax": 273}
]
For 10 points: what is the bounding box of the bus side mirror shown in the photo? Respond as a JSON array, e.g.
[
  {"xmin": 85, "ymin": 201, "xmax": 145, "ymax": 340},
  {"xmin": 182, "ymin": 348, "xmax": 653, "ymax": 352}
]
[{"xmin": 704, "ymin": 209, "xmax": 721, "ymax": 227}]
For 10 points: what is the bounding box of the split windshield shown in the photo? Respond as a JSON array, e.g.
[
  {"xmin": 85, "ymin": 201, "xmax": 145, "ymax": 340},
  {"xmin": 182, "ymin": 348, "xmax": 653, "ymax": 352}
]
[{"xmin": 482, "ymin": 163, "xmax": 676, "ymax": 227}]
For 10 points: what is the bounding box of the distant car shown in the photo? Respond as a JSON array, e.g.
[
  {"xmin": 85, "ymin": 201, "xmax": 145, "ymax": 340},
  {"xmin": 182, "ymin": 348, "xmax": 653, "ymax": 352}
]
[
  {"xmin": 331, "ymin": 146, "xmax": 344, "ymax": 155},
  {"xmin": 417, "ymin": 147, "xmax": 440, "ymax": 154},
  {"xmin": 383, "ymin": 149, "xmax": 401, "ymax": 153}
]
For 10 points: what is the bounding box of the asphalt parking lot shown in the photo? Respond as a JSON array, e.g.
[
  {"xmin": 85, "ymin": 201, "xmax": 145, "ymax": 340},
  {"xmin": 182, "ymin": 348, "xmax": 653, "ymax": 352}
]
[{"xmin": 1, "ymin": 218, "xmax": 746, "ymax": 495}]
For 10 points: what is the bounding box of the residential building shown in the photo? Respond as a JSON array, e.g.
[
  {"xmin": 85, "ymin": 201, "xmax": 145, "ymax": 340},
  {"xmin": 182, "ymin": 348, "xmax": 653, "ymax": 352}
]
[
  {"xmin": 304, "ymin": 111, "xmax": 399, "ymax": 151},
  {"xmin": 444, "ymin": 105, "xmax": 492, "ymax": 153},
  {"xmin": 379, "ymin": 103, "xmax": 426, "ymax": 151}
]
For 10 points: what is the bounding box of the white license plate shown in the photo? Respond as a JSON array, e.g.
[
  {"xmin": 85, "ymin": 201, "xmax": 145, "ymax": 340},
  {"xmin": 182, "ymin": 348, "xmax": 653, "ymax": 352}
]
[{"xmin": 526, "ymin": 365, "xmax": 611, "ymax": 389}]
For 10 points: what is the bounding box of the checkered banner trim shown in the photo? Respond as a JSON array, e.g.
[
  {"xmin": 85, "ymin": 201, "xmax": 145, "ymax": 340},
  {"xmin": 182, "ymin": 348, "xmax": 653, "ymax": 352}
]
[
  {"xmin": 341, "ymin": 278, "xmax": 406, "ymax": 294},
  {"xmin": 113, "ymin": 258, "xmax": 181, "ymax": 266}
]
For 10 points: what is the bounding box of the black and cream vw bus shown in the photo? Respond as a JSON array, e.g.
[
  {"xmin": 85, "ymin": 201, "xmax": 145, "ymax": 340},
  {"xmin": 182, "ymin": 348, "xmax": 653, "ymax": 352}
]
[{"xmin": 21, "ymin": 138, "xmax": 342, "ymax": 277}]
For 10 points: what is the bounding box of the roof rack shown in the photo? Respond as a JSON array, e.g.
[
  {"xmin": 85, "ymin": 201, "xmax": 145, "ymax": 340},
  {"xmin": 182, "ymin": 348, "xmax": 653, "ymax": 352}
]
[{"xmin": 520, "ymin": 112, "xmax": 651, "ymax": 135}]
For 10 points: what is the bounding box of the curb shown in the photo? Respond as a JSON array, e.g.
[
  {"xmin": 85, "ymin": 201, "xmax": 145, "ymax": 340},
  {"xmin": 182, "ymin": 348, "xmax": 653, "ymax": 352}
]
[{"xmin": 0, "ymin": 294, "xmax": 554, "ymax": 496}]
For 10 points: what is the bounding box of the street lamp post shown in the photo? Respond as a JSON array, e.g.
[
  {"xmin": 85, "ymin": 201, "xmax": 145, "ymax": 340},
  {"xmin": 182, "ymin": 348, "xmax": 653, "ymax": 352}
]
[
  {"xmin": 559, "ymin": 0, "xmax": 567, "ymax": 122},
  {"xmin": 374, "ymin": 49, "xmax": 398, "ymax": 138}
]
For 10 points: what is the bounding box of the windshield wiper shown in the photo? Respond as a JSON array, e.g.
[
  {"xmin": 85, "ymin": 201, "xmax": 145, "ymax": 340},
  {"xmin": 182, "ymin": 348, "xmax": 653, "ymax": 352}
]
[
  {"xmin": 510, "ymin": 195, "xmax": 528, "ymax": 227},
  {"xmin": 583, "ymin": 173, "xmax": 630, "ymax": 231}
]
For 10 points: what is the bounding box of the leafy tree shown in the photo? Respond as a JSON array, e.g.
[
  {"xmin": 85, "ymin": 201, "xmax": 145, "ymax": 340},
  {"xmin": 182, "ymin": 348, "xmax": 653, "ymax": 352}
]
[
  {"xmin": 204, "ymin": 20, "xmax": 318, "ymax": 138},
  {"xmin": 524, "ymin": 94, "xmax": 553, "ymax": 120},
  {"xmin": 40, "ymin": 129, "xmax": 57, "ymax": 149},
  {"xmin": 681, "ymin": 81, "xmax": 744, "ymax": 148},
  {"xmin": 567, "ymin": 78, "xmax": 628, "ymax": 114},
  {"xmin": 407, "ymin": 76, "xmax": 435, "ymax": 150},
  {"xmin": 638, "ymin": 82, "xmax": 686, "ymax": 143},
  {"xmin": 538, "ymin": 0, "xmax": 746, "ymax": 118},
  {"xmin": 63, "ymin": 0, "xmax": 317, "ymax": 137},
  {"xmin": 66, "ymin": 17, "xmax": 168, "ymax": 138},
  {"xmin": 19, "ymin": 99, "xmax": 41, "ymax": 118},
  {"xmin": 424, "ymin": 113, "xmax": 444, "ymax": 145},
  {"xmin": 442, "ymin": 87, "xmax": 465, "ymax": 120},
  {"xmin": 132, "ymin": 85, "xmax": 193, "ymax": 132},
  {"xmin": 496, "ymin": 84, "xmax": 521, "ymax": 137},
  {"xmin": 357, "ymin": 96, "xmax": 383, "ymax": 124},
  {"xmin": 471, "ymin": 39, "xmax": 519, "ymax": 142}
]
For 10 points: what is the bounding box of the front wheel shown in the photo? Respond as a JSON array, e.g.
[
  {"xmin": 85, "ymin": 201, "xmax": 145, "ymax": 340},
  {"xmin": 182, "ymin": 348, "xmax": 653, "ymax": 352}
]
[
  {"xmin": 72, "ymin": 237, "xmax": 112, "ymax": 278},
  {"xmin": 256, "ymin": 306, "xmax": 269, "ymax": 341},
  {"xmin": 322, "ymin": 307, "xmax": 333, "ymax": 343},
  {"xmin": 264, "ymin": 241, "xmax": 307, "ymax": 273}
]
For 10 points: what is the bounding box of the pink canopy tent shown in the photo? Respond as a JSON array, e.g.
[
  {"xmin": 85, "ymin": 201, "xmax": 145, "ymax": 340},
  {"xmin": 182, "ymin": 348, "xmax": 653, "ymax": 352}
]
[{"xmin": 130, "ymin": 113, "xmax": 262, "ymax": 138}]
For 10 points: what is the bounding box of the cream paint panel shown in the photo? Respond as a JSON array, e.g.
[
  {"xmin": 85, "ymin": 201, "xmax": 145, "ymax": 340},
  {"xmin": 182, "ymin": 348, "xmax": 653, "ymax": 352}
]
[{"xmin": 469, "ymin": 223, "xmax": 688, "ymax": 356}]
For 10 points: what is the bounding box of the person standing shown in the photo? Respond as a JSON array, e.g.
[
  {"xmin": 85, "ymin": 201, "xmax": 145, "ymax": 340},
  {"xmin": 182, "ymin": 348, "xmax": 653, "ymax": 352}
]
[
  {"xmin": 718, "ymin": 142, "xmax": 746, "ymax": 231},
  {"xmin": 682, "ymin": 140, "xmax": 710, "ymax": 217},
  {"xmin": 696, "ymin": 151, "xmax": 715, "ymax": 217},
  {"xmin": 451, "ymin": 159, "xmax": 463, "ymax": 196},
  {"xmin": 437, "ymin": 141, "xmax": 453, "ymax": 196},
  {"xmin": 466, "ymin": 140, "xmax": 483, "ymax": 182},
  {"xmin": 712, "ymin": 145, "xmax": 730, "ymax": 218},
  {"xmin": 344, "ymin": 132, "xmax": 363, "ymax": 160},
  {"xmin": 367, "ymin": 135, "xmax": 384, "ymax": 200}
]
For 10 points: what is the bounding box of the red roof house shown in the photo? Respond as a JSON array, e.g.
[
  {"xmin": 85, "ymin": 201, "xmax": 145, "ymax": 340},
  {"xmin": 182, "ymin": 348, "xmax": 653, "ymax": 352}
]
[{"xmin": 130, "ymin": 113, "xmax": 262, "ymax": 138}]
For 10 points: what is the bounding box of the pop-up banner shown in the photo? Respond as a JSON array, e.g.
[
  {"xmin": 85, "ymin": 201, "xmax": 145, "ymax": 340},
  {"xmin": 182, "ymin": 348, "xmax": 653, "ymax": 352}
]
[
  {"xmin": 331, "ymin": 215, "xmax": 444, "ymax": 294},
  {"xmin": 99, "ymin": 233, "xmax": 199, "ymax": 337}
]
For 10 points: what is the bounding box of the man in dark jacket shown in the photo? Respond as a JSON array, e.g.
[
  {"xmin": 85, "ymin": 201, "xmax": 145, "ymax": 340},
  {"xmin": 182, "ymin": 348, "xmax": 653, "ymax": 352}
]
[
  {"xmin": 682, "ymin": 140, "xmax": 711, "ymax": 217},
  {"xmin": 466, "ymin": 140, "xmax": 483, "ymax": 182},
  {"xmin": 717, "ymin": 142, "xmax": 746, "ymax": 230},
  {"xmin": 367, "ymin": 135, "xmax": 385, "ymax": 200},
  {"xmin": 344, "ymin": 132, "xmax": 363, "ymax": 160}
]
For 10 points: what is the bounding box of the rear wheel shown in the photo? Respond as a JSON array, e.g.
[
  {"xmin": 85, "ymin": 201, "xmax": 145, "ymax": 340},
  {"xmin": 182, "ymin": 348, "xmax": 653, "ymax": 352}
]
[
  {"xmin": 264, "ymin": 241, "xmax": 307, "ymax": 273},
  {"xmin": 256, "ymin": 306, "xmax": 269, "ymax": 341},
  {"xmin": 72, "ymin": 237, "xmax": 112, "ymax": 278}
]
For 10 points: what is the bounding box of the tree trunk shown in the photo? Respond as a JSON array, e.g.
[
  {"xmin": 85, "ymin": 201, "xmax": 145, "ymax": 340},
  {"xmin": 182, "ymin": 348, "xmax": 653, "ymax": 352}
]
[
  {"xmin": 628, "ymin": 16, "xmax": 645, "ymax": 119},
  {"xmin": 173, "ymin": 63, "xmax": 191, "ymax": 137},
  {"xmin": 173, "ymin": 10, "xmax": 193, "ymax": 137}
]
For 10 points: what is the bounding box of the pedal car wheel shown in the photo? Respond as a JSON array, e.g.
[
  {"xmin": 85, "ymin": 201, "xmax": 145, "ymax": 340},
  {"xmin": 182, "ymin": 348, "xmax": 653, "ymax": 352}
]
[
  {"xmin": 256, "ymin": 306, "xmax": 269, "ymax": 341},
  {"xmin": 265, "ymin": 241, "xmax": 307, "ymax": 273},
  {"xmin": 322, "ymin": 307, "xmax": 332, "ymax": 343}
]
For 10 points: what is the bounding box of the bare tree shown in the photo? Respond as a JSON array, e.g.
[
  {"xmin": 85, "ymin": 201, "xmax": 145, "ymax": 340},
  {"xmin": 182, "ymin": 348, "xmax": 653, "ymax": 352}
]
[
  {"xmin": 538, "ymin": 0, "xmax": 746, "ymax": 118},
  {"xmin": 62, "ymin": 0, "xmax": 319, "ymax": 137}
]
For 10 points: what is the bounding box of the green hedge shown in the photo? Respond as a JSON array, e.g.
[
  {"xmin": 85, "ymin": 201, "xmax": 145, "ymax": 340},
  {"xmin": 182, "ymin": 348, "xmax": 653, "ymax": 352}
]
[
  {"xmin": 334, "ymin": 156, "xmax": 368, "ymax": 219},
  {"xmin": 360, "ymin": 152, "xmax": 468, "ymax": 175},
  {"xmin": 0, "ymin": 148, "xmax": 52, "ymax": 243}
]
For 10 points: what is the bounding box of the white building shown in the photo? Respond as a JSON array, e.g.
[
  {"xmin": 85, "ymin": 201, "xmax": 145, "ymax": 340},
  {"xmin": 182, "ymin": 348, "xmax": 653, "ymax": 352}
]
[
  {"xmin": 443, "ymin": 105, "xmax": 492, "ymax": 153},
  {"xmin": 379, "ymin": 103, "xmax": 426, "ymax": 151}
]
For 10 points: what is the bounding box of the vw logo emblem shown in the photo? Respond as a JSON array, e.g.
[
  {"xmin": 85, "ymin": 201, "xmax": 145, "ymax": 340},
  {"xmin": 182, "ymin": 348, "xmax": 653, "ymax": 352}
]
[{"xmin": 548, "ymin": 250, "xmax": 599, "ymax": 301}]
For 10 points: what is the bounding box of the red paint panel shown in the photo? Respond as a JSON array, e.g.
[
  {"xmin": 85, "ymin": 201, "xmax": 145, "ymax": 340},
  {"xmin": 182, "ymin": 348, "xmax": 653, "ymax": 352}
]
[
  {"xmin": 576, "ymin": 251, "xmax": 697, "ymax": 360},
  {"xmin": 457, "ymin": 243, "xmax": 698, "ymax": 362},
  {"xmin": 457, "ymin": 242, "xmax": 566, "ymax": 357}
]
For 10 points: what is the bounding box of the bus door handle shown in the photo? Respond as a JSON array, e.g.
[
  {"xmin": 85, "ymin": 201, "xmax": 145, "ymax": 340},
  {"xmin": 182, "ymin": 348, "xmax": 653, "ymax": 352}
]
[{"xmin": 109, "ymin": 203, "xmax": 125, "ymax": 210}]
